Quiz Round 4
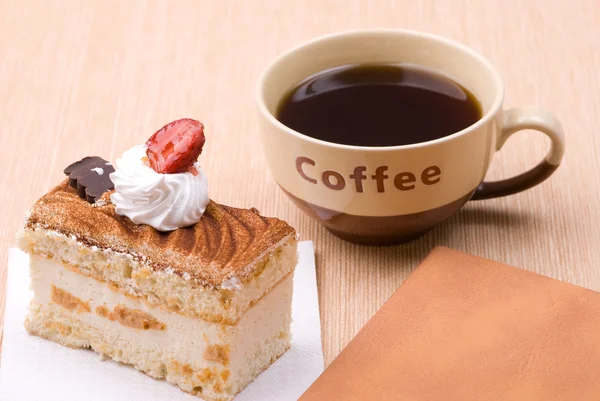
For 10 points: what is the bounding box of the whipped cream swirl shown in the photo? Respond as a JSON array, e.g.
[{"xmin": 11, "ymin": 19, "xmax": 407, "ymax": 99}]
[{"xmin": 110, "ymin": 145, "xmax": 209, "ymax": 231}]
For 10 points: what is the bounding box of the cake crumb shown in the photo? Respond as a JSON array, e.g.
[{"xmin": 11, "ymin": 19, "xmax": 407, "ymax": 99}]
[
  {"xmin": 221, "ymin": 276, "xmax": 241, "ymax": 291},
  {"xmin": 204, "ymin": 344, "xmax": 230, "ymax": 365},
  {"xmin": 96, "ymin": 304, "xmax": 165, "ymax": 330},
  {"xmin": 50, "ymin": 285, "xmax": 91, "ymax": 313}
]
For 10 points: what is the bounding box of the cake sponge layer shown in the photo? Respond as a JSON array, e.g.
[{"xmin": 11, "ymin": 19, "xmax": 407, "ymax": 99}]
[
  {"xmin": 25, "ymin": 181, "xmax": 297, "ymax": 287},
  {"xmin": 26, "ymin": 255, "xmax": 293, "ymax": 401},
  {"xmin": 19, "ymin": 228, "xmax": 297, "ymax": 324}
]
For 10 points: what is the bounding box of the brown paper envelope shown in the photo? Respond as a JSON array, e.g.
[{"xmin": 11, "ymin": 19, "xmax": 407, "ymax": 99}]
[{"xmin": 299, "ymin": 247, "xmax": 600, "ymax": 401}]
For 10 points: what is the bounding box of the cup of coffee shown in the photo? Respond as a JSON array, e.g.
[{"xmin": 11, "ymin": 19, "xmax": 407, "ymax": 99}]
[{"xmin": 256, "ymin": 29, "xmax": 565, "ymax": 245}]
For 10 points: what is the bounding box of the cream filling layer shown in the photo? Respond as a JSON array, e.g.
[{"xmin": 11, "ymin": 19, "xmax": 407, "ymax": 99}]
[{"xmin": 29, "ymin": 255, "xmax": 293, "ymax": 383}]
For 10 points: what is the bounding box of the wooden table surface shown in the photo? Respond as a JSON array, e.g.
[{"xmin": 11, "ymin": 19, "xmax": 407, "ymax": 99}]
[{"xmin": 1, "ymin": 0, "xmax": 599, "ymax": 365}]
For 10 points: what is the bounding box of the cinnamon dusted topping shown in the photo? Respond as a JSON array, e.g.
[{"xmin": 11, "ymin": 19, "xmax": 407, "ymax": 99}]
[
  {"xmin": 50, "ymin": 285, "xmax": 90, "ymax": 313},
  {"xmin": 24, "ymin": 180, "xmax": 296, "ymax": 287}
]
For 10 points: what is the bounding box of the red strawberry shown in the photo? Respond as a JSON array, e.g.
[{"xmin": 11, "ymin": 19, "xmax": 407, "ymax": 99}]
[{"xmin": 146, "ymin": 119, "xmax": 206, "ymax": 174}]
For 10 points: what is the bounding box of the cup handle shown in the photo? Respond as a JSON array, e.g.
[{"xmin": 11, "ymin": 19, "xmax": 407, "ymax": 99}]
[{"xmin": 471, "ymin": 106, "xmax": 565, "ymax": 200}]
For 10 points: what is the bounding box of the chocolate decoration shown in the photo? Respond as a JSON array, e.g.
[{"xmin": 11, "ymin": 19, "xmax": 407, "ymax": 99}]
[{"xmin": 64, "ymin": 156, "xmax": 115, "ymax": 203}]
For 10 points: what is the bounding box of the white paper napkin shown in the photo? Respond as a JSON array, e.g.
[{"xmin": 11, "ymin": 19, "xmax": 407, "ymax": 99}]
[{"xmin": 0, "ymin": 241, "xmax": 323, "ymax": 401}]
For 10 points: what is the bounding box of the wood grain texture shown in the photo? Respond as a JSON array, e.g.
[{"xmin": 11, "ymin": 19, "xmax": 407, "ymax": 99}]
[{"xmin": 1, "ymin": 0, "xmax": 599, "ymax": 364}]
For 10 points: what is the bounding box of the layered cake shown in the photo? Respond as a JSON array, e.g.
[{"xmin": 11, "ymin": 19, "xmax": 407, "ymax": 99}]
[{"xmin": 17, "ymin": 119, "xmax": 298, "ymax": 401}]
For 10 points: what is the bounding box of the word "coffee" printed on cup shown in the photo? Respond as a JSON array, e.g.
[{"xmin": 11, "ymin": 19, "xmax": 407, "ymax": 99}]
[{"xmin": 296, "ymin": 156, "xmax": 441, "ymax": 193}]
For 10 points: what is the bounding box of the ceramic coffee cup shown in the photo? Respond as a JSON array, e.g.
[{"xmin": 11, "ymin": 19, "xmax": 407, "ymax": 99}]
[{"xmin": 256, "ymin": 29, "xmax": 565, "ymax": 245}]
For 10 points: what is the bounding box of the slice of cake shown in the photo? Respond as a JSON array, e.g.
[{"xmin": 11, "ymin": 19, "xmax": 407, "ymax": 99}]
[{"xmin": 17, "ymin": 119, "xmax": 298, "ymax": 401}]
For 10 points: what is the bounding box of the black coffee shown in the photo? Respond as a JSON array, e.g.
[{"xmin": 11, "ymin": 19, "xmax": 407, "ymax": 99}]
[{"xmin": 276, "ymin": 64, "xmax": 482, "ymax": 147}]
